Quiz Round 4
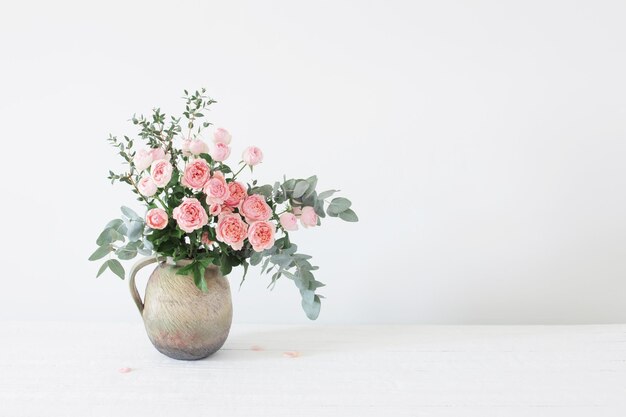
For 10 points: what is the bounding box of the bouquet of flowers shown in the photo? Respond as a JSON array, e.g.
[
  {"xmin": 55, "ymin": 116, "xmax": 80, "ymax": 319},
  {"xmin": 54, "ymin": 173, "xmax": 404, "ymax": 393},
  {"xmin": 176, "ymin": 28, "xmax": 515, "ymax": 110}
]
[{"xmin": 89, "ymin": 89, "xmax": 357, "ymax": 319}]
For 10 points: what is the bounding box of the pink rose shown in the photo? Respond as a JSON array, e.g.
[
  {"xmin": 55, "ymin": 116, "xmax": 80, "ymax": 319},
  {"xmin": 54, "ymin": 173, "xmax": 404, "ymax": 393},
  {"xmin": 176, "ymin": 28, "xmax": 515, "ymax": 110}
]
[
  {"xmin": 137, "ymin": 176, "xmax": 157, "ymax": 197},
  {"xmin": 248, "ymin": 221, "xmax": 276, "ymax": 252},
  {"xmin": 189, "ymin": 139, "xmax": 210, "ymax": 156},
  {"xmin": 146, "ymin": 208, "xmax": 168, "ymax": 230},
  {"xmin": 300, "ymin": 206, "xmax": 318, "ymax": 228},
  {"xmin": 149, "ymin": 147, "xmax": 167, "ymax": 161},
  {"xmin": 240, "ymin": 194, "xmax": 272, "ymax": 222},
  {"xmin": 204, "ymin": 173, "xmax": 230, "ymax": 205},
  {"xmin": 181, "ymin": 159, "xmax": 210, "ymax": 189},
  {"xmin": 279, "ymin": 212, "xmax": 298, "ymax": 231},
  {"xmin": 209, "ymin": 203, "xmax": 222, "ymax": 216},
  {"xmin": 172, "ymin": 198, "xmax": 209, "ymax": 233},
  {"xmin": 201, "ymin": 231, "xmax": 214, "ymax": 246},
  {"xmin": 210, "ymin": 142, "xmax": 231, "ymax": 162},
  {"xmin": 242, "ymin": 146, "xmax": 263, "ymax": 166},
  {"xmin": 224, "ymin": 181, "xmax": 247, "ymax": 207},
  {"xmin": 213, "ymin": 128, "xmax": 232, "ymax": 144},
  {"xmin": 133, "ymin": 149, "xmax": 153, "ymax": 171},
  {"xmin": 215, "ymin": 213, "xmax": 248, "ymax": 250},
  {"xmin": 150, "ymin": 159, "xmax": 173, "ymax": 188},
  {"xmin": 181, "ymin": 139, "xmax": 192, "ymax": 157},
  {"xmin": 221, "ymin": 206, "xmax": 234, "ymax": 214}
]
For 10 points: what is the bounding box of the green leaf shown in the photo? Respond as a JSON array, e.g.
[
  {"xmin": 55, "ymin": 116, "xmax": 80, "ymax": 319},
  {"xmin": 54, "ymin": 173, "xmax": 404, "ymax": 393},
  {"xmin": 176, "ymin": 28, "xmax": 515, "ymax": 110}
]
[
  {"xmin": 250, "ymin": 184, "xmax": 273, "ymax": 198},
  {"xmin": 217, "ymin": 164, "xmax": 232, "ymax": 174},
  {"xmin": 318, "ymin": 190, "xmax": 339, "ymax": 200},
  {"xmin": 194, "ymin": 264, "xmax": 208, "ymax": 292},
  {"xmin": 314, "ymin": 199, "xmax": 326, "ymax": 218},
  {"xmin": 176, "ymin": 263, "xmax": 195, "ymax": 275},
  {"xmin": 260, "ymin": 257, "xmax": 271, "ymax": 274},
  {"xmin": 300, "ymin": 288, "xmax": 315, "ymax": 304},
  {"xmin": 302, "ymin": 295, "xmax": 321, "ymax": 320},
  {"xmin": 198, "ymin": 153, "xmax": 213, "ymax": 164},
  {"xmin": 338, "ymin": 208, "xmax": 359, "ymax": 222},
  {"xmin": 327, "ymin": 197, "xmax": 351, "ymax": 215},
  {"xmin": 126, "ymin": 220, "xmax": 144, "ymax": 241},
  {"xmin": 309, "ymin": 280, "xmax": 326, "ymax": 290},
  {"xmin": 89, "ymin": 245, "xmax": 112, "ymax": 261},
  {"xmin": 108, "ymin": 259, "xmax": 125, "ymax": 280},
  {"xmin": 96, "ymin": 261, "xmax": 109, "ymax": 277},
  {"xmin": 239, "ymin": 260, "xmax": 249, "ymax": 289},
  {"xmin": 220, "ymin": 253, "xmax": 233, "ymax": 276},
  {"xmin": 105, "ymin": 219, "xmax": 127, "ymax": 235},
  {"xmin": 282, "ymin": 178, "xmax": 296, "ymax": 195},
  {"xmin": 250, "ymin": 251, "xmax": 263, "ymax": 266},
  {"xmin": 121, "ymin": 206, "xmax": 141, "ymax": 220},
  {"xmin": 115, "ymin": 245, "xmax": 138, "ymax": 260},
  {"xmin": 96, "ymin": 228, "xmax": 124, "ymax": 246},
  {"xmin": 304, "ymin": 176, "xmax": 318, "ymax": 197},
  {"xmin": 292, "ymin": 181, "xmax": 309, "ymax": 199},
  {"xmin": 270, "ymin": 253, "xmax": 293, "ymax": 269}
]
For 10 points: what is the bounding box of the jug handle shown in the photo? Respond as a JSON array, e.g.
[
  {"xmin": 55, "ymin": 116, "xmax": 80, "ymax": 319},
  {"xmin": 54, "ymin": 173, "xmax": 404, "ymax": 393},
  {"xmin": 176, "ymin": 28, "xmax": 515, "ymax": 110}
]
[{"xmin": 129, "ymin": 256, "xmax": 158, "ymax": 315}]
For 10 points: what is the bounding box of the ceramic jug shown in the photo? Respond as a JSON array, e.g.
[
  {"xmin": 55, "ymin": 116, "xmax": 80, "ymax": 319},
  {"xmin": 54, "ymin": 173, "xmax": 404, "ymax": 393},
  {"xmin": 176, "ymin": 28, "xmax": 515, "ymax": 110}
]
[{"xmin": 129, "ymin": 257, "xmax": 233, "ymax": 360}]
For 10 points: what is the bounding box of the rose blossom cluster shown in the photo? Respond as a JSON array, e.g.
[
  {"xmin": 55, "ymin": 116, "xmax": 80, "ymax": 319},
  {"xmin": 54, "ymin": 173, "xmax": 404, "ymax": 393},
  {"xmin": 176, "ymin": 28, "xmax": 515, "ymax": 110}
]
[
  {"xmin": 140, "ymin": 128, "xmax": 314, "ymax": 254},
  {"xmin": 135, "ymin": 147, "xmax": 174, "ymax": 197}
]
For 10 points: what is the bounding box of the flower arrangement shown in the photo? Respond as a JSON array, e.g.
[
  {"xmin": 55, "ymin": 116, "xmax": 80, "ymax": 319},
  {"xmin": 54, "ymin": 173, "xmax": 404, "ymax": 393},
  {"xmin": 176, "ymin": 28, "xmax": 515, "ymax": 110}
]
[{"xmin": 89, "ymin": 89, "xmax": 357, "ymax": 319}]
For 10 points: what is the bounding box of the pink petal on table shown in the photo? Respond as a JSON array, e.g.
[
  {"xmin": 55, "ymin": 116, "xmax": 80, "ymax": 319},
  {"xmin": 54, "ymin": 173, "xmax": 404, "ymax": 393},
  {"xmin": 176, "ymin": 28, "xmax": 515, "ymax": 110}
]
[
  {"xmin": 118, "ymin": 367, "xmax": 132, "ymax": 373},
  {"xmin": 250, "ymin": 345, "xmax": 264, "ymax": 351},
  {"xmin": 282, "ymin": 351, "xmax": 300, "ymax": 358}
]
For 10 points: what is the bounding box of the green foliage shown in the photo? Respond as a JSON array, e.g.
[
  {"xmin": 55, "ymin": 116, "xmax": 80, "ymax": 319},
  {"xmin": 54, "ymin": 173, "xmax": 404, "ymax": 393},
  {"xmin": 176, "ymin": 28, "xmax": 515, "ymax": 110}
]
[{"xmin": 97, "ymin": 259, "xmax": 125, "ymax": 280}]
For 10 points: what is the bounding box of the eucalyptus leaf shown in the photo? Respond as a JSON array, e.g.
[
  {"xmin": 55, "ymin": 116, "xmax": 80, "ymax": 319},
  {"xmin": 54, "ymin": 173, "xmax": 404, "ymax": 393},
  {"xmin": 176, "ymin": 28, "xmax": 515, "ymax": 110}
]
[
  {"xmin": 126, "ymin": 220, "xmax": 144, "ymax": 241},
  {"xmin": 301, "ymin": 295, "xmax": 321, "ymax": 320},
  {"xmin": 250, "ymin": 251, "xmax": 263, "ymax": 266},
  {"xmin": 270, "ymin": 253, "xmax": 293, "ymax": 269},
  {"xmin": 96, "ymin": 261, "xmax": 109, "ymax": 277},
  {"xmin": 301, "ymin": 190, "xmax": 317, "ymax": 206},
  {"xmin": 142, "ymin": 238, "xmax": 154, "ymax": 251},
  {"xmin": 137, "ymin": 241, "xmax": 153, "ymax": 256},
  {"xmin": 121, "ymin": 206, "xmax": 141, "ymax": 220},
  {"xmin": 105, "ymin": 218, "xmax": 127, "ymax": 235},
  {"xmin": 309, "ymin": 280, "xmax": 326, "ymax": 290},
  {"xmin": 107, "ymin": 259, "xmax": 125, "ymax": 280},
  {"xmin": 304, "ymin": 176, "xmax": 318, "ymax": 197},
  {"xmin": 339, "ymin": 208, "xmax": 359, "ymax": 222},
  {"xmin": 260, "ymin": 257, "xmax": 271, "ymax": 274},
  {"xmin": 282, "ymin": 178, "xmax": 296, "ymax": 194},
  {"xmin": 116, "ymin": 245, "xmax": 138, "ymax": 260},
  {"xmin": 327, "ymin": 197, "xmax": 351, "ymax": 215},
  {"xmin": 89, "ymin": 245, "xmax": 112, "ymax": 261},
  {"xmin": 292, "ymin": 181, "xmax": 309, "ymax": 199},
  {"xmin": 300, "ymin": 288, "xmax": 315, "ymax": 304},
  {"xmin": 250, "ymin": 184, "xmax": 273, "ymax": 198},
  {"xmin": 318, "ymin": 190, "xmax": 339, "ymax": 200},
  {"xmin": 314, "ymin": 199, "xmax": 326, "ymax": 218},
  {"xmin": 96, "ymin": 228, "xmax": 124, "ymax": 246}
]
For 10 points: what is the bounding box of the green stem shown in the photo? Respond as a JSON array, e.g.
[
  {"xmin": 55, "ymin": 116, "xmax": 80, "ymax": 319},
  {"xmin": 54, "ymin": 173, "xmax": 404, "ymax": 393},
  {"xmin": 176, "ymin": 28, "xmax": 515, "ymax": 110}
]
[
  {"xmin": 231, "ymin": 162, "xmax": 246, "ymax": 179},
  {"xmin": 155, "ymin": 195, "xmax": 168, "ymax": 211}
]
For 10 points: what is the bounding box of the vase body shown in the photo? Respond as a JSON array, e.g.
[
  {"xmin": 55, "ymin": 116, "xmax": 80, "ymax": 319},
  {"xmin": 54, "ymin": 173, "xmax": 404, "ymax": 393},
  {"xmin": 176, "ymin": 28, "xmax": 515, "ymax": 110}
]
[{"xmin": 132, "ymin": 259, "xmax": 232, "ymax": 360}]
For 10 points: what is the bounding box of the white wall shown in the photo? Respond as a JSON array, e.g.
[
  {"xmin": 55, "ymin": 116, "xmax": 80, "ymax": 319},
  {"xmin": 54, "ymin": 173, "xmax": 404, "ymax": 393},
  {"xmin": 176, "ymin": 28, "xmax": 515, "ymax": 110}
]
[{"xmin": 1, "ymin": 0, "xmax": 625, "ymax": 324}]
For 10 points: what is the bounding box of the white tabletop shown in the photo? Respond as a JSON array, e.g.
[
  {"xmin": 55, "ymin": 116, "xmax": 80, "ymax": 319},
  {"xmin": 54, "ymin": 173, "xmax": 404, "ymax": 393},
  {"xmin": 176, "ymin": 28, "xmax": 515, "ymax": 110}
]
[{"xmin": 1, "ymin": 322, "xmax": 625, "ymax": 416}]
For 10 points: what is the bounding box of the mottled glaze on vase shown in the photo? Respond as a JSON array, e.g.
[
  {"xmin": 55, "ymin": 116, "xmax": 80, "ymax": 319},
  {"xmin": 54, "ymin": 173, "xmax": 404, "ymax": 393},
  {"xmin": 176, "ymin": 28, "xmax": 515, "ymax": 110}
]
[{"xmin": 129, "ymin": 258, "xmax": 232, "ymax": 360}]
